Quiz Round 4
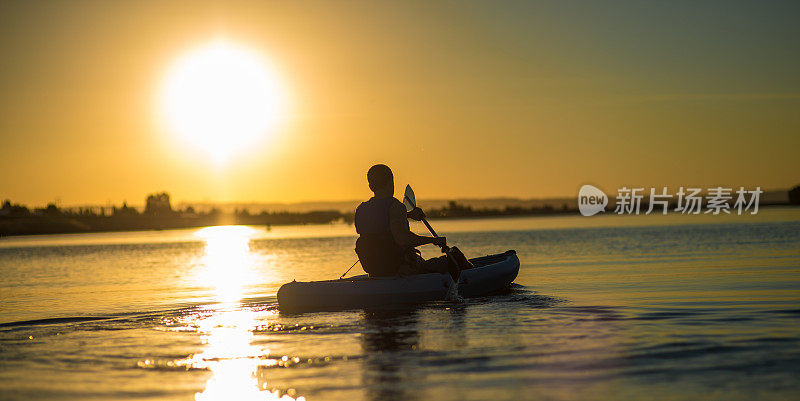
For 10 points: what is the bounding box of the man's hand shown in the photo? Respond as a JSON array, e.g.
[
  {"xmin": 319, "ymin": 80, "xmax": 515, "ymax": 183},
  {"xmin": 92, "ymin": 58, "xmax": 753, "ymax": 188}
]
[
  {"xmin": 407, "ymin": 207, "xmax": 426, "ymax": 221},
  {"xmin": 431, "ymin": 236, "xmax": 447, "ymax": 248}
]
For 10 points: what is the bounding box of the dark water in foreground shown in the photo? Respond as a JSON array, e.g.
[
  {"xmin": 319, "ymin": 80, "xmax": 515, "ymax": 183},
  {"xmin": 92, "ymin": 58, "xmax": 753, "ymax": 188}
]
[{"xmin": 1, "ymin": 210, "xmax": 799, "ymax": 400}]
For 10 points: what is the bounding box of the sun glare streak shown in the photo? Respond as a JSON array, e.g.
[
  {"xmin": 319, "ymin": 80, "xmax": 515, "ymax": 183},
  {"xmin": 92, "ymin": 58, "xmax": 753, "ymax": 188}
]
[
  {"xmin": 189, "ymin": 226, "xmax": 303, "ymax": 400},
  {"xmin": 159, "ymin": 39, "xmax": 288, "ymax": 164},
  {"xmin": 196, "ymin": 225, "xmax": 258, "ymax": 304},
  {"xmin": 190, "ymin": 310, "xmax": 302, "ymax": 401}
]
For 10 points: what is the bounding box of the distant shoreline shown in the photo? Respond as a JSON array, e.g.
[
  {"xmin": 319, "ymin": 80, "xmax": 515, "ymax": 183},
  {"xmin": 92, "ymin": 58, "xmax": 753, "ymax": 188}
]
[
  {"xmin": 1, "ymin": 193, "xmax": 584, "ymax": 237},
  {"xmin": 4, "ymin": 188, "xmax": 798, "ymax": 238},
  {"xmin": 1, "ymin": 202, "xmax": 796, "ymax": 239},
  {"xmin": 0, "ymin": 207, "xmax": 578, "ymax": 238}
]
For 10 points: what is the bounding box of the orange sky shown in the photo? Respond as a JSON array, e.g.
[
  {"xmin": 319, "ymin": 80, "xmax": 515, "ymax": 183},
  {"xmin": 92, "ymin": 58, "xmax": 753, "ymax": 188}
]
[{"xmin": 1, "ymin": 1, "xmax": 799, "ymax": 206}]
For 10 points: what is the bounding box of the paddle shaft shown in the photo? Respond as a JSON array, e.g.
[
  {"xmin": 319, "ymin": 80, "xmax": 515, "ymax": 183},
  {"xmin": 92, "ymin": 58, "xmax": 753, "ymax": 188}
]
[
  {"xmin": 405, "ymin": 191, "xmax": 460, "ymax": 280},
  {"xmin": 420, "ymin": 217, "xmax": 463, "ymax": 281},
  {"xmin": 421, "ymin": 218, "xmax": 439, "ymax": 239},
  {"xmin": 405, "ymin": 194, "xmax": 442, "ymax": 243}
]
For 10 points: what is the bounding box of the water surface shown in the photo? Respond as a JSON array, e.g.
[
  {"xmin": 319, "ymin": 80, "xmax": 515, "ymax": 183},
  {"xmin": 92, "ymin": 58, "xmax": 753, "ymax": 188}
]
[{"xmin": 1, "ymin": 209, "xmax": 799, "ymax": 400}]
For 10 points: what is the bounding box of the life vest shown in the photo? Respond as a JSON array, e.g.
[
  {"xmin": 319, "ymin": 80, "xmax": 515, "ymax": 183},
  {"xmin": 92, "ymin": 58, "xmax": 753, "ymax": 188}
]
[{"xmin": 354, "ymin": 197, "xmax": 407, "ymax": 277}]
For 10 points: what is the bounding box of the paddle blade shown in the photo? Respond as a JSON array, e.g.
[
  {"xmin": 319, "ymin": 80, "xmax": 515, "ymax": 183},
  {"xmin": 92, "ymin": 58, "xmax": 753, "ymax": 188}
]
[{"xmin": 403, "ymin": 184, "xmax": 416, "ymax": 212}]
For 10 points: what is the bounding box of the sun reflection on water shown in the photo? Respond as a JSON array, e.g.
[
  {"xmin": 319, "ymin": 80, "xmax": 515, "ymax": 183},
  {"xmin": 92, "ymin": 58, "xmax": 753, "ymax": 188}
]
[
  {"xmin": 195, "ymin": 225, "xmax": 260, "ymax": 304},
  {"xmin": 189, "ymin": 226, "xmax": 303, "ymax": 401}
]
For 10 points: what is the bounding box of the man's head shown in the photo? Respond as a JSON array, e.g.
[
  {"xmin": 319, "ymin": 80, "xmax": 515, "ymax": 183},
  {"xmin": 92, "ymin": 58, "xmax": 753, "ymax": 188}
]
[{"xmin": 367, "ymin": 164, "xmax": 394, "ymax": 196}]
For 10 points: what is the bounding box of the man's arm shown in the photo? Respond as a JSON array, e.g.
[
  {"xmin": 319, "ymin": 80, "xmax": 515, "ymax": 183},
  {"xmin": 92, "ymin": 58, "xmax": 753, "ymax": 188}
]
[
  {"xmin": 389, "ymin": 201, "xmax": 445, "ymax": 248},
  {"xmin": 407, "ymin": 207, "xmax": 425, "ymax": 221}
]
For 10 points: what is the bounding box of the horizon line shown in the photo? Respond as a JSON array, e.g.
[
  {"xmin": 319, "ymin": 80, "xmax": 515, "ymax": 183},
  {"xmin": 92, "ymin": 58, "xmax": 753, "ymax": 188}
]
[{"xmin": 6, "ymin": 185, "xmax": 795, "ymax": 210}]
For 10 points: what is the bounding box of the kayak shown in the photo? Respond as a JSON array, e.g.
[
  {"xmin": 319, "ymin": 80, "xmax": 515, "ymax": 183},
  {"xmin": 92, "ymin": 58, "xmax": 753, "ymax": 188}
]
[{"xmin": 277, "ymin": 250, "xmax": 520, "ymax": 312}]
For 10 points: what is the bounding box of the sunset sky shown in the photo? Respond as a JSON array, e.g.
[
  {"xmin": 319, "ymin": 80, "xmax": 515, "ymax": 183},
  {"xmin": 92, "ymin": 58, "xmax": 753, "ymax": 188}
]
[{"xmin": 1, "ymin": 0, "xmax": 799, "ymax": 206}]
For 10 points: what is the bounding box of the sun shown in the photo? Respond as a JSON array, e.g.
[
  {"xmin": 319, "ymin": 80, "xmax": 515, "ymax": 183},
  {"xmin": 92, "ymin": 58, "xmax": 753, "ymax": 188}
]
[{"xmin": 159, "ymin": 39, "xmax": 287, "ymax": 163}]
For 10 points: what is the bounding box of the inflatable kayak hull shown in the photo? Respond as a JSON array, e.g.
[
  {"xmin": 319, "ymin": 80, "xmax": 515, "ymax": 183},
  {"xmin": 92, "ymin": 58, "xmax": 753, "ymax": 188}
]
[{"xmin": 277, "ymin": 250, "xmax": 519, "ymax": 312}]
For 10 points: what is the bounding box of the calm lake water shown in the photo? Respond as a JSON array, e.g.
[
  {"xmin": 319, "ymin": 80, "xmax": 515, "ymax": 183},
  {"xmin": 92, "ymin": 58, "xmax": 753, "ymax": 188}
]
[{"xmin": 1, "ymin": 209, "xmax": 799, "ymax": 400}]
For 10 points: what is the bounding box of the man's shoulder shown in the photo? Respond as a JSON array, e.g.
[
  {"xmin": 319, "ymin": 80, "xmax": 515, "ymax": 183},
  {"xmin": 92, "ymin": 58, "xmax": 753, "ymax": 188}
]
[
  {"xmin": 387, "ymin": 198, "xmax": 407, "ymax": 221},
  {"xmin": 354, "ymin": 197, "xmax": 403, "ymax": 213},
  {"xmin": 388, "ymin": 197, "xmax": 406, "ymax": 210}
]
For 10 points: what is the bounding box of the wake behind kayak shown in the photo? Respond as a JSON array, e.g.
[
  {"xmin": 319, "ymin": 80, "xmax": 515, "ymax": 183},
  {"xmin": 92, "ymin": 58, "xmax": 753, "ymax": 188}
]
[{"xmin": 277, "ymin": 250, "xmax": 520, "ymax": 312}]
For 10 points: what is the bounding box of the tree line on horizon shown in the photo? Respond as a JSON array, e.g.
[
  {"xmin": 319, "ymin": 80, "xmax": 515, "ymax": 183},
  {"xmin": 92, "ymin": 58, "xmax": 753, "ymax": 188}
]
[
  {"xmin": 0, "ymin": 192, "xmax": 343, "ymax": 237},
  {"xmin": 0, "ymin": 192, "xmax": 578, "ymax": 237},
  {"xmin": 4, "ymin": 186, "xmax": 798, "ymax": 237}
]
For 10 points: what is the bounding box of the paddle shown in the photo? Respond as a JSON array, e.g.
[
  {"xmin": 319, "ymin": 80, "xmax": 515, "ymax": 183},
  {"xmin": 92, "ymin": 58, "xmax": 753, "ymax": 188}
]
[
  {"xmin": 402, "ymin": 185, "xmax": 444, "ymax": 246},
  {"xmin": 403, "ymin": 185, "xmax": 463, "ymax": 288}
]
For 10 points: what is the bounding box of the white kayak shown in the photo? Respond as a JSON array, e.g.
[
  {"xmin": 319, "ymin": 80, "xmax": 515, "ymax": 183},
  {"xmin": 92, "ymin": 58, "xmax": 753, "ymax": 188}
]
[{"xmin": 277, "ymin": 250, "xmax": 520, "ymax": 312}]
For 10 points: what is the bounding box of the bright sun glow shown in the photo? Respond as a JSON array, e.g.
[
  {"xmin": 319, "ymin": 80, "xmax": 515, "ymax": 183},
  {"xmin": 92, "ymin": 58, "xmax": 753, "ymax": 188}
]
[{"xmin": 160, "ymin": 39, "xmax": 287, "ymax": 163}]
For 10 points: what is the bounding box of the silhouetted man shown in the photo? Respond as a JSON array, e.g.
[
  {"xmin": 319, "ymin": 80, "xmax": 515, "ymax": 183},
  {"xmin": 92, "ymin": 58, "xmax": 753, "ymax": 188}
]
[{"xmin": 354, "ymin": 164, "xmax": 471, "ymax": 277}]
